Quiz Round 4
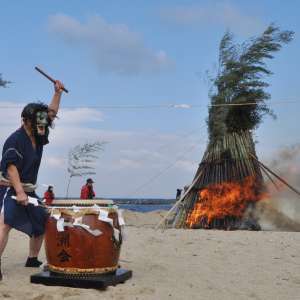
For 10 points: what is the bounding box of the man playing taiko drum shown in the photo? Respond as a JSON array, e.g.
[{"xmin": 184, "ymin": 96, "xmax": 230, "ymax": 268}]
[{"xmin": 0, "ymin": 80, "xmax": 65, "ymax": 280}]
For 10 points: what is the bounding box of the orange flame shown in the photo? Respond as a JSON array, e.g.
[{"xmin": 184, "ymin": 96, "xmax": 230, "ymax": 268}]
[{"xmin": 186, "ymin": 176, "xmax": 268, "ymax": 228}]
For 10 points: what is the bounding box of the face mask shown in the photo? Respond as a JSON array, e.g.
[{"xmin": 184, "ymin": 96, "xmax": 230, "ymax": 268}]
[
  {"xmin": 36, "ymin": 111, "xmax": 49, "ymax": 136},
  {"xmin": 33, "ymin": 111, "xmax": 50, "ymax": 145}
]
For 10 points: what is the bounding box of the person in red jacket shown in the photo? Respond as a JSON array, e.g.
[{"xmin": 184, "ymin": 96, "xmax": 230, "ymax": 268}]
[
  {"xmin": 44, "ymin": 185, "xmax": 55, "ymax": 205},
  {"xmin": 80, "ymin": 178, "xmax": 96, "ymax": 199}
]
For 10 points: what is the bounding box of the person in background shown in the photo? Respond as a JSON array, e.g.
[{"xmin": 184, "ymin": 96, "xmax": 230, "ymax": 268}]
[
  {"xmin": 44, "ymin": 185, "xmax": 55, "ymax": 206},
  {"xmin": 176, "ymin": 188, "xmax": 182, "ymax": 200},
  {"xmin": 80, "ymin": 178, "xmax": 96, "ymax": 199}
]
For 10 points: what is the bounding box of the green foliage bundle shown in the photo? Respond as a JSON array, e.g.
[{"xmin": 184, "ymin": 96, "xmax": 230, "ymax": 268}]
[
  {"xmin": 208, "ymin": 25, "xmax": 294, "ymax": 142},
  {"xmin": 66, "ymin": 141, "xmax": 106, "ymax": 197}
]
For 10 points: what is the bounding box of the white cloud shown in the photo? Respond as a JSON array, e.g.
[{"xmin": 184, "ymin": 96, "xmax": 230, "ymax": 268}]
[
  {"xmin": 58, "ymin": 107, "xmax": 104, "ymax": 125},
  {"xmin": 0, "ymin": 102, "xmax": 24, "ymax": 144},
  {"xmin": 50, "ymin": 126, "xmax": 133, "ymax": 149},
  {"xmin": 0, "ymin": 102, "xmax": 23, "ymax": 126},
  {"xmin": 43, "ymin": 156, "xmax": 66, "ymax": 168},
  {"xmin": 48, "ymin": 14, "xmax": 173, "ymax": 75},
  {"xmin": 160, "ymin": 2, "xmax": 264, "ymax": 36}
]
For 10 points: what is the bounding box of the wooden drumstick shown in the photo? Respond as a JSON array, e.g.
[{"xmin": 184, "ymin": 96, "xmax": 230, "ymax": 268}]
[{"xmin": 35, "ymin": 66, "xmax": 69, "ymax": 93}]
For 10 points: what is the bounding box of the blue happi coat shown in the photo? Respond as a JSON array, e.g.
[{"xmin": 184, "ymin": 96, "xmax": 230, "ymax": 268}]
[{"xmin": 0, "ymin": 126, "xmax": 49, "ymax": 237}]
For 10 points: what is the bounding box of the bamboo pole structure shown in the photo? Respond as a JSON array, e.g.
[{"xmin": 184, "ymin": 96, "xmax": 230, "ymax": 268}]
[{"xmin": 168, "ymin": 130, "xmax": 264, "ymax": 229}]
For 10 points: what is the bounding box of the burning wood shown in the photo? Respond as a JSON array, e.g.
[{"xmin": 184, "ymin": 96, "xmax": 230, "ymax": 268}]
[{"xmin": 186, "ymin": 176, "xmax": 267, "ymax": 229}]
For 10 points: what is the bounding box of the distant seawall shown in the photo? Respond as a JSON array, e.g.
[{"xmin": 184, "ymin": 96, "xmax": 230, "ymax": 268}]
[
  {"xmin": 112, "ymin": 198, "xmax": 175, "ymax": 205},
  {"xmin": 55, "ymin": 197, "xmax": 176, "ymax": 205}
]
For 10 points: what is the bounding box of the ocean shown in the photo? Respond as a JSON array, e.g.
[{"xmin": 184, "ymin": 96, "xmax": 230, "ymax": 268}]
[
  {"xmin": 113, "ymin": 198, "xmax": 174, "ymax": 212},
  {"xmin": 118, "ymin": 204, "xmax": 172, "ymax": 212},
  {"xmin": 54, "ymin": 198, "xmax": 175, "ymax": 213}
]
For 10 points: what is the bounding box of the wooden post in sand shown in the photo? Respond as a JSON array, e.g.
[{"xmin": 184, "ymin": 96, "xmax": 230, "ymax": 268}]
[{"xmin": 249, "ymin": 153, "xmax": 300, "ymax": 198}]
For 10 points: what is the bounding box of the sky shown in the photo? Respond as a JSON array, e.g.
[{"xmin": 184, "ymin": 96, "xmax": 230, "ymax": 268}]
[{"xmin": 0, "ymin": 0, "xmax": 299, "ymax": 198}]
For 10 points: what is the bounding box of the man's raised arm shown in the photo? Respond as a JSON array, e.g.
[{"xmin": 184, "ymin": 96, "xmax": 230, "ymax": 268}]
[{"xmin": 48, "ymin": 80, "xmax": 65, "ymax": 120}]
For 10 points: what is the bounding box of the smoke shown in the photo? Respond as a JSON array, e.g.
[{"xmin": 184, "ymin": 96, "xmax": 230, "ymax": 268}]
[{"xmin": 255, "ymin": 144, "xmax": 300, "ymax": 231}]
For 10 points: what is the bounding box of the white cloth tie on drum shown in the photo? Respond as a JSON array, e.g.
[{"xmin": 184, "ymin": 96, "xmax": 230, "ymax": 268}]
[
  {"xmin": 73, "ymin": 216, "xmax": 83, "ymax": 225},
  {"xmin": 52, "ymin": 206, "xmax": 122, "ymax": 240},
  {"xmin": 56, "ymin": 217, "xmax": 102, "ymax": 237},
  {"xmin": 98, "ymin": 209, "xmax": 114, "ymax": 226},
  {"xmin": 96, "ymin": 208, "xmax": 123, "ymax": 242},
  {"xmin": 71, "ymin": 205, "xmax": 80, "ymax": 213},
  {"xmin": 12, "ymin": 195, "xmax": 39, "ymax": 206},
  {"xmin": 52, "ymin": 213, "xmax": 61, "ymax": 220},
  {"xmin": 50, "ymin": 209, "xmax": 61, "ymax": 220},
  {"xmin": 73, "ymin": 216, "xmax": 102, "ymax": 236},
  {"xmin": 56, "ymin": 218, "xmax": 65, "ymax": 232},
  {"xmin": 75, "ymin": 223, "xmax": 102, "ymax": 236}
]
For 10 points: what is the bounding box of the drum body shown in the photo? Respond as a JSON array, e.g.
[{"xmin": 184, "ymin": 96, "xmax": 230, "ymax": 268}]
[{"xmin": 45, "ymin": 200, "xmax": 122, "ymax": 275}]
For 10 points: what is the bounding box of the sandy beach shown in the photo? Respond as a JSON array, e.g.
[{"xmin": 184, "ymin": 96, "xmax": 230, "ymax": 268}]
[{"xmin": 0, "ymin": 210, "xmax": 300, "ymax": 300}]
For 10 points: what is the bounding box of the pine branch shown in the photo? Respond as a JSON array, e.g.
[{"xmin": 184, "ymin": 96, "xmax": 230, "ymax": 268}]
[{"xmin": 67, "ymin": 141, "xmax": 106, "ymax": 178}]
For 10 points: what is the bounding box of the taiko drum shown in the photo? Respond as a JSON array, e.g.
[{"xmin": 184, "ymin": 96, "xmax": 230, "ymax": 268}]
[{"xmin": 44, "ymin": 200, "xmax": 122, "ymax": 275}]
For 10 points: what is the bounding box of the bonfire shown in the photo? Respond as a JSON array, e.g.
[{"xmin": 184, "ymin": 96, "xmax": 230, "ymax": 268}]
[{"xmin": 159, "ymin": 25, "xmax": 295, "ymax": 230}]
